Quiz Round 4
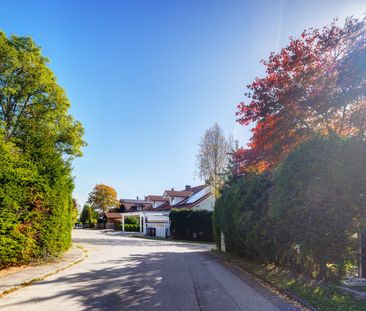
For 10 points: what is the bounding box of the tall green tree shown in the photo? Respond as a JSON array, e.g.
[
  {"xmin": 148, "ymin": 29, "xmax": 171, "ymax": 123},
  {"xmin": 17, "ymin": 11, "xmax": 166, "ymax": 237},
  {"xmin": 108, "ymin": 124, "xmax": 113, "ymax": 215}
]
[
  {"xmin": 0, "ymin": 31, "xmax": 84, "ymax": 156},
  {"xmin": 0, "ymin": 31, "xmax": 85, "ymax": 268},
  {"xmin": 80, "ymin": 204, "xmax": 98, "ymax": 226}
]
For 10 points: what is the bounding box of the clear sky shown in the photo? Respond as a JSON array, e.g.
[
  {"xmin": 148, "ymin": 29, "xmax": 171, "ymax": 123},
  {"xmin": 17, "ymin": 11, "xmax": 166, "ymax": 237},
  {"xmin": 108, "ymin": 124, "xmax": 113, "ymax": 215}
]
[{"xmin": 0, "ymin": 0, "xmax": 365, "ymax": 205}]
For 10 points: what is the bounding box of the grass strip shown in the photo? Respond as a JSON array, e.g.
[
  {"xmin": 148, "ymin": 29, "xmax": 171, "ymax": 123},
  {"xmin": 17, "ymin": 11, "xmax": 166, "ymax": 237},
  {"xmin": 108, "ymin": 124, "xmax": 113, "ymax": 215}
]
[{"xmin": 216, "ymin": 251, "xmax": 366, "ymax": 311}]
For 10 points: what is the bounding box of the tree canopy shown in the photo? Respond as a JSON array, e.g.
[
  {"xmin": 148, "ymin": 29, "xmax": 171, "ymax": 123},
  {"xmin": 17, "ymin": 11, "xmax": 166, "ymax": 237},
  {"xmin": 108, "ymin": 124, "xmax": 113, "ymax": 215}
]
[
  {"xmin": 236, "ymin": 16, "xmax": 366, "ymax": 172},
  {"xmin": 0, "ymin": 31, "xmax": 85, "ymax": 156},
  {"xmin": 215, "ymin": 15, "xmax": 366, "ymax": 282},
  {"xmin": 87, "ymin": 184, "xmax": 118, "ymax": 212},
  {"xmin": 0, "ymin": 32, "xmax": 85, "ymax": 268},
  {"xmin": 196, "ymin": 122, "xmax": 231, "ymax": 194}
]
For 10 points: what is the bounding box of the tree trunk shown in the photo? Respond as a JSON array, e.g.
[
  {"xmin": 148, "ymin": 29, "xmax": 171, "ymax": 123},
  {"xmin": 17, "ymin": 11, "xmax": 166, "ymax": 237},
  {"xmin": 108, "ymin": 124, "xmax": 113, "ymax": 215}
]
[{"xmin": 318, "ymin": 260, "xmax": 327, "ymax": 281}]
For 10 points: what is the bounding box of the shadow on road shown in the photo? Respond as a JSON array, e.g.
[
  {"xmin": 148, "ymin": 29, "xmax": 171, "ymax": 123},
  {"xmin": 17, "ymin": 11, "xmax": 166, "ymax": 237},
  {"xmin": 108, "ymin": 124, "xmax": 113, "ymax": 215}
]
[
  {"xmin": 73, "ymin": 230, "xmax": 213, "ymax": 250},
  {"xmin": 1, "ymin": 231, "xmax": 296, "ymax": 311},
  {"xmin": 3, "ymin": 250, "xmax": 203, "ymax": 310}
]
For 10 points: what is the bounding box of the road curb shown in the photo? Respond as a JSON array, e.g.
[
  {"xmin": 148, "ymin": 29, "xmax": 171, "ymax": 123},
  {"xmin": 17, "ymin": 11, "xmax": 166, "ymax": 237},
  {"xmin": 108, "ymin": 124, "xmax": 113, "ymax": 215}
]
[{"xmin": 0, "ymin": 244, "xmax": 88, "ymax": 298}]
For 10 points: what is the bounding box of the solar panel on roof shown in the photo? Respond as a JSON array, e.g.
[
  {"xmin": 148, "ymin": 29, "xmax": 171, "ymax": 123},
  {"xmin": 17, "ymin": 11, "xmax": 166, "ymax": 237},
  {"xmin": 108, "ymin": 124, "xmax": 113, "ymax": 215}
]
[{"xmin": 183, "ymin": 186, "xmax": 211, "ymax": 204}]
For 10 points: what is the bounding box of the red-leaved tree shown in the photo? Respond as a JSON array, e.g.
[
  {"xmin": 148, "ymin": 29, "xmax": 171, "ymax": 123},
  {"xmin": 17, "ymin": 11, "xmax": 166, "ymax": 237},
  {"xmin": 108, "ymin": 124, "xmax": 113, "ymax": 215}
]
[{"xmin": 236, "ymin": 16, "xmax": 366, "ymax": 172}]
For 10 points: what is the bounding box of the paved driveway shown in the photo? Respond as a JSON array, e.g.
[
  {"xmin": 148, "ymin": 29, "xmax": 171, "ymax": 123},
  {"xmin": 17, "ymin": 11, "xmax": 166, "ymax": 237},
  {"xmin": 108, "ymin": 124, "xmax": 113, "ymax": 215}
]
[{"xmin": 0, "ymin": 230, "xmax": 299, "ymax": 311}]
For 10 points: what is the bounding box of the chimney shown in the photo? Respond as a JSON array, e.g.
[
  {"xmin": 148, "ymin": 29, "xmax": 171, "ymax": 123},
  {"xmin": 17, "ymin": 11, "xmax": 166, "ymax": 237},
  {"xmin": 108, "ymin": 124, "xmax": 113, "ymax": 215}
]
[
  {"xmin": 185, "ymin": 185, "xmax": 191, "ymax": 191},
  {"xmin": 136, "ymin": 196, "xmax": 139, "ymax": 200},
  {"xmin": 171, "ymin": 188, "xmax": 174, "ymax": 191}
]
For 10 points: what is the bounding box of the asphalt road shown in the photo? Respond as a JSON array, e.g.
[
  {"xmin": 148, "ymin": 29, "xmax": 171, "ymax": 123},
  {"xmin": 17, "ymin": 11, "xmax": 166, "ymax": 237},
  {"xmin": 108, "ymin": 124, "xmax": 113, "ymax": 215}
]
[{"xmin": 0, "ymin": 230, "xmax": 299, "ymax": 311}]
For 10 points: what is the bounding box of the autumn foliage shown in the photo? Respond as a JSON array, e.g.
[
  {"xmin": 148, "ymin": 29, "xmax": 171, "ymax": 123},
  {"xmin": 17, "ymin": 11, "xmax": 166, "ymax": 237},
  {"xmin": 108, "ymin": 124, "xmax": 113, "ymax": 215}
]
[
  {"xmin": 236, "ymin": 16, "xmax": 366, "ymax": 171},
  {"xmin": 87, "ymin": 184, "xmax": 118, "ymax": 212},
  {"xmin": 215, "ymin": 16, "xmax": 366, "ymax": 283}
]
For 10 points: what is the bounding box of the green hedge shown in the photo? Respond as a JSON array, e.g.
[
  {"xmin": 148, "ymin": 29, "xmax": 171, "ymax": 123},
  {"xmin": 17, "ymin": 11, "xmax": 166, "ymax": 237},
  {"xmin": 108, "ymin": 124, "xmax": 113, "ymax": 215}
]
[
  {"xmin": 214, "ymin": 136, "xmax": 366, "ymax": 280},
  {"xmin": 124, "ymin": 216, "xmax": 139, "ymax": 225},
  {"xmin": 124, "ymin": 224, "xmax": 140, "ymax": 232},
  {"xmin": 114, "ymin": 221, "xmax": 139, "ymax": 232},
  {"xmin": 0, "ymin": 32, "xmax": 84, "ymax": 269},
  {"xmin": 0, "ymin": 133, "xmax": 74, "ymax": 268},
  {"xmin": 170, "ymin": 209, "xmax": 213, "ymax": 241},
  {"xmin": 114, "ymin": 220, "xmax": 122, "ymax": 231}
]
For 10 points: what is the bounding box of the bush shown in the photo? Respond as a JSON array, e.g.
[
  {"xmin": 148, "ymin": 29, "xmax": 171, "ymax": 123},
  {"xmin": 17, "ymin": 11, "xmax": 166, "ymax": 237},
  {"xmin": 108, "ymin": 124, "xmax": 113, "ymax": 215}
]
[
  {"xmin": 80, "ymin": 205, "xmax": 98, "ymax": 225},
  {"xmin": 214, "ymin": 136, "xmax": 366, "ymax": 280},
  {"xmin": 269, "ymin": 136, "xmax": 365, "ymax": 279},
  {"xmin": 114, "ymin": 220, "xmax": 122, "ymax": 231},
  {"xmin": 114, "ymin": 219, "xmax": 140, "ymax": 231},
  {"xmin": 214, "ymin": 172, "xmax": 273, "ymax": 259},
  {"xmin": 124, "ymin": 224, "xmax": 140, "ymax": 232},
  {"xmin": 170, "ymin": 209, "xmax": 213, "ymax": 241},
  {"xmin": 0, "ymin": 132, "xmax": 75, "ymax": 268},
  {"xmin": 0, "ymin": 32, "xmax": 85, "ymax": 269},
  {"xmin": 124, "ymin": 216, "xmax": 139, "ymax": 225}
]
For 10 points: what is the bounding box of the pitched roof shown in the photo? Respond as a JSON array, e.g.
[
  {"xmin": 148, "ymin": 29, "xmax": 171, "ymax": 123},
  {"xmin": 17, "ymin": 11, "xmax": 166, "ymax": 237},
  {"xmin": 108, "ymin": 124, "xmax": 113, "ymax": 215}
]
[
  {"xmin": 182, "ymin": 186, "xmax": 211, "ymax": 204},
  {"xmin": 146, "ymin": 195, "xmax": 169, "ymax": 202},
  {"xmin": 120, "ymin": 199, "xmax": 149, "ymax": 204},
  {"xmin": 189, "ymin": 184, "xmax": 207, "ymax": 194},
  {"xmin": 176, "ymin": 192, "xmax": 212, "ymax": 209},
  {"xmin": 164, "ymin": 190, "xmax": 193, "ymax": 197},
  {"xmin": 145, "ymin": 186, "xmax": 212, "ymax": 211},
  {"xmin": 119, "ymin": 199, "xmax": 152, "ymax": 212},
  {"xmin": 143, "ymin": 201, "xmax": 172, "ymax": 211},
  {"xmin": 104, "ymin": 212, "xmax": 122, "ymax": 219}
]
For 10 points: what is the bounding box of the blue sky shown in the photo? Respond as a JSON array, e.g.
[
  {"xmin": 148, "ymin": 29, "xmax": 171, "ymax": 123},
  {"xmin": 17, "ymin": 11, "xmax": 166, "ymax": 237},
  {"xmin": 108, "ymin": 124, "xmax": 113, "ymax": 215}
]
[{"xmin": 0, "ymin": 0, "xmax": 365, "ymax": 205}]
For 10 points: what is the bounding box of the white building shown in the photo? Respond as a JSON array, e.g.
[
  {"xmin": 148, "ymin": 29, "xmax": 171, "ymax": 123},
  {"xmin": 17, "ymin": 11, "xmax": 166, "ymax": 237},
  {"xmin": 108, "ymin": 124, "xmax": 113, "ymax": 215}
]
[{"xmin": 120, "ymin": 184, "xmax": 214, "ymax": 238}]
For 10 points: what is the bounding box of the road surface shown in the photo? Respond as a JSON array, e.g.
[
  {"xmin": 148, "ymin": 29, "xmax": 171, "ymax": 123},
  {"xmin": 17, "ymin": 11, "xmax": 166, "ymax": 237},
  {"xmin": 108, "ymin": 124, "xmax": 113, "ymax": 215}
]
[{"xmin": 0, "ymin": 230, "xmax": 299, "ymax": 311}]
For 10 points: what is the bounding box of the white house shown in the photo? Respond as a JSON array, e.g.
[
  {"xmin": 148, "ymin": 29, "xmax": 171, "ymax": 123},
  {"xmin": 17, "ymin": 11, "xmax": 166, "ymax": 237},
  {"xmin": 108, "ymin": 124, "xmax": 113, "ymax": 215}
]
[
  {"xmin": 145, "ymin": 195, "xmax": 168, "ymax": 209},
  {"xmin": 120, "ymin": 184, "xmax": 214, "ymax": 238},
  {"xmin": 120, "ymin": 211, "xmax": 170, "ymax": 237}
]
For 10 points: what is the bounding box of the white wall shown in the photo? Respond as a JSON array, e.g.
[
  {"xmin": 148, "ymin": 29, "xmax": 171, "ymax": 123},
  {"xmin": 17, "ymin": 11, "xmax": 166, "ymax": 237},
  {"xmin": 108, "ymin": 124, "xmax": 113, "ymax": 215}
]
[
  {"xmin": 170, "ymin": 196, "xmax": 185, "ymax": 206},
  {"xmin": 145, "ymin": 221, "xmax": 170, "ymax": 238},
  {"xmin": 191, "ymin": 195, "xmax": 215, "ymax": 211},
  {"xmin": 154, "ymin": 201, "xmax": 166, "ymax": 208}
]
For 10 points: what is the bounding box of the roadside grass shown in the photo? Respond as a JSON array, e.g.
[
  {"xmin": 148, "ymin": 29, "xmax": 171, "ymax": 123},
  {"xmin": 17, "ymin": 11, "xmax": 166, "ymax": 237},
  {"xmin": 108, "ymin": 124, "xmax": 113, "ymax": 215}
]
[{"xmin": 217, "ymin": 251, "xmax": 366, "ymax": 311}]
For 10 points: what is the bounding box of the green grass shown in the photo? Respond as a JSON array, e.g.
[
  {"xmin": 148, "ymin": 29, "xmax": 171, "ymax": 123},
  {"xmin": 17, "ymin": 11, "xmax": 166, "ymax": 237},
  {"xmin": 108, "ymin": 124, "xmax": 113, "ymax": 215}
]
[{"xmin": 217, "ymin": 252, "xmax": 366, "ymax": 311}]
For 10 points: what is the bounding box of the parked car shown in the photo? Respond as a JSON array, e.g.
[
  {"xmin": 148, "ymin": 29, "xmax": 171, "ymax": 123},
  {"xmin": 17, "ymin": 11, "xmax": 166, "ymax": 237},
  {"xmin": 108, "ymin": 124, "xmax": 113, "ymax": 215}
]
[{"xmin": 75, "ymin": 224, "xmax": 83, "ymax": 229}]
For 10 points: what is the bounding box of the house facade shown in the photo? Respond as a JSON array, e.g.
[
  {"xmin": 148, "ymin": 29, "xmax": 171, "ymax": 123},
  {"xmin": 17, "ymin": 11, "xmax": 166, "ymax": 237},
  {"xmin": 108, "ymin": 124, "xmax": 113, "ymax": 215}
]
[
  {"xmin": 119, "ymin": 184, "xmax": 215, "ymax": 238},
  {"xmin": 100, "ymin": 212, "xmax": 123, "ymax": 229},
  {"xmin": 120, "ymin": 198, "xmax": 152, "ymax": 212}
]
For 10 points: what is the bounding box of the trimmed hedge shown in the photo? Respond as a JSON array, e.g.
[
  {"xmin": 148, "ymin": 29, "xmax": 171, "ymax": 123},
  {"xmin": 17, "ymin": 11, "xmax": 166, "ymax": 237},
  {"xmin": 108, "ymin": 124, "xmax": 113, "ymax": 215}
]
[
  {"xmin": 124, "ymin": 216, "xmax": 139, "ymax": 225},
  {"xmin": 170, "ymin": 209, "xmax": 213, "ymax": 242},
  {"xmin": 114, "ymin": 221, "xmax": 139, "ymax": 232},
  {"xmin": 124, "ymin": 224, "xmax": 140, "ymax": 232},
  {"xmin": 214, "ymin": 136, "xmax": 366, "ymax": 280},
  {"xmin": 0, "ymin": 133, "xmax": 75, "ymax": 268},
  {"xmin": 114, "ymin": 220, "xmax": 122, "ymax": 231}
]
